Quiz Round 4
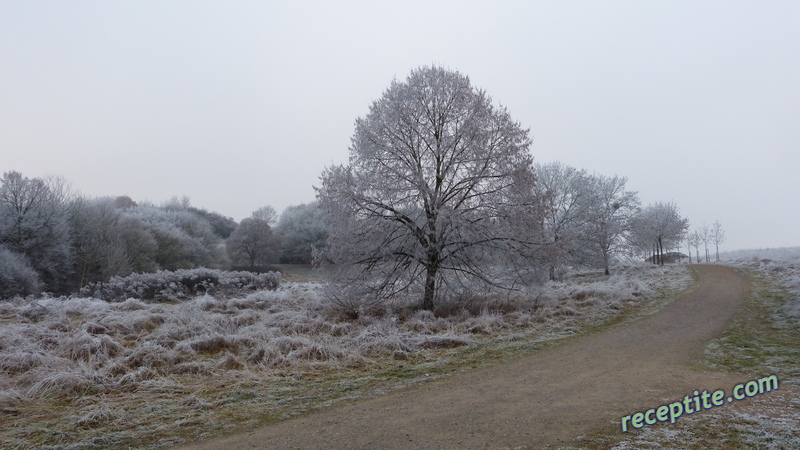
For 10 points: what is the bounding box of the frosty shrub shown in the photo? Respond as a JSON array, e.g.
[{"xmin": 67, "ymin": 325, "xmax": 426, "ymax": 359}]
[
  {"xmin": 79, "ymin": 268, "xmax": 281, "ymax": 301},
  {"xmin": 0, "ymin": 244, "xmax": 42, "ymax": 298}
]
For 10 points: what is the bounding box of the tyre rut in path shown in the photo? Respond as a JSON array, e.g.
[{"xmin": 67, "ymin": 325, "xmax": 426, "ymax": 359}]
[{"xmin": 179, "ymin": 265, "xmax": 748, "ymax": 449}]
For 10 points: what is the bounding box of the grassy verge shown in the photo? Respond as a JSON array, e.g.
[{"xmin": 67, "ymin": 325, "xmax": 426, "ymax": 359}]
[
  {"xmin": 575, "ymin": 267, "xmax": 800, "ymax": 449},
  {"xmin": 704, "ymin": 269, "xmax": 800, "ymax": 384}
]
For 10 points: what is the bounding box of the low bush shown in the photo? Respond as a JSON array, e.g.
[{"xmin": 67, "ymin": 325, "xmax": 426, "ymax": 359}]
[
  {"xmin": 0, "ymin": 245, "xmax": 43, "ymax": 299},
  {"xmin": 79, "ymin": 268, "xmax": 280, "ymax": 302}
]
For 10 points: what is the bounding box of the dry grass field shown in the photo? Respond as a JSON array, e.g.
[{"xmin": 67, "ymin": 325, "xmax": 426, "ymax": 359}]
[{"xmin": 1, "ymin": 264, "xmax": 691, "ymax": 448}]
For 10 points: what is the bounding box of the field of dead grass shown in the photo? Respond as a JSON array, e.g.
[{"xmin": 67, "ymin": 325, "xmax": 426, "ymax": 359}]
[{"xmin": 0, "ymin": 264, "xmax": 692, "ymax": 449}]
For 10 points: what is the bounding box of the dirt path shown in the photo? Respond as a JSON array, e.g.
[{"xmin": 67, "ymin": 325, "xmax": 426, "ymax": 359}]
[{"xmin": 179, "ymin": 265, "xmax": 748, "ymax": 449}]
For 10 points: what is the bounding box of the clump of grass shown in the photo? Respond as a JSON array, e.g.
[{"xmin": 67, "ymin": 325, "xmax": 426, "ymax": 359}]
[
  {"xmin": 74, "ymin": 404, "xmax": 121, "ymax": 429},
  {"xmin": 0, "ymin": 388, "xmax": 25, "ymax": 410},
  {"xmin": 26, "ymin": 368, "xmax": 104, "ymax": 399}
]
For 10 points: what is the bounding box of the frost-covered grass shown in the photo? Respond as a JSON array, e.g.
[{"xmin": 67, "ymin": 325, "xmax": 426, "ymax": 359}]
[
  {"xmin": 708, "ymin": 247, "xmax": 800, "ymax": 385},
  {"xmin": 589, "ymin": 248, "xmax": 800, "ymax": 449},
  {"xmin": 601, "ymin": 390, "xmax": 800, "ymax": 450},
  {"xmin": 0, "ymin": 264, "xmax": 691, "ymax": 449},
  {"xmin": 722, "ymin": 247, "xmax": 800, "ymax": 327}
]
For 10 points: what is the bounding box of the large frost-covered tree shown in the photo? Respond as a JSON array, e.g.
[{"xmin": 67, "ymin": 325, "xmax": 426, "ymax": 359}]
[{"xmin": 316, "ymin": 66, "xmax": 546, "ymax": 312}]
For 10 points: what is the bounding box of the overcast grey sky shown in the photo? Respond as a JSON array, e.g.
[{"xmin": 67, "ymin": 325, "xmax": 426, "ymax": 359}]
[{"xmin": 2, "ymin": 1, "xmax": 798, "ymax": 250}]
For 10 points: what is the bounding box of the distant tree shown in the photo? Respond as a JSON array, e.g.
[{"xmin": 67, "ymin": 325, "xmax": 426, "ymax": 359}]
[
  {"xmin": 117, "ymin": 212, "xmax": 159, "ymax": 273},
  {"xmin": 534, "ymin": 162, "xmax": 593, "ymax": 279},
  {"xmin": 630, "ymin": 202, "xmax": 689, "ymax": 265},
  {"xmin": 274, "ymin": 202, "xmax": 329, "ymax": 264},
  {"xmin": 583, "ymin": 174, "xmax": 640, "ymax": 275},
  {"xmin": 0, "ymin": 172, "xmax": 238, "ymax": 294},
  {"xmin": 170, "ymin": 208, "xmax": 229, "ymax": 268},
  {"xmin": 700, "ymin": 224, "xmax": 710, "ymax": 262},
  {"xmin": 69, "ymin": 197, "xmax": 133, "ymax": 288},
  {"xmin": 688, "ymin": 230, "xmax": 702, "ymax": 264},
  {"xmin": 114, "ymin": 195, "xmax": 138, "ymax": 209},
  {"xmin": 125, "ymin": 204, "xmax": 227, "ymax": 271},
  {"xmin": 226, "ymin": 217, "xmax": 280, "ymax": 269},
  {"xmin": 316, "ymin": 66, "xmax": 546, "ymax": 312},
  {"xmin": 162, "ymin": 195, "xmax": 192, "ymax": 211},
  {"xmin": 711, "ymin": 220, "xmax": 726, "ymax": 262},
  {"xmin": 0, "ymin": 171, "xmax": 74, "ymax": 292},
  {"xmin": 188, "ymin": 207, "xmax": 237, "ymax": 239},
  {"xmin": 252, "ymin": 205, "xmax": 279, "ymax": 227}
]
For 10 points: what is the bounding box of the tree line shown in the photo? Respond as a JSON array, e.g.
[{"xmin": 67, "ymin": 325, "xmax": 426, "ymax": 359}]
[
  {"xmin": 686, "ymin": 220, "xmax": 726, "ymax": 263},
  {"xmin": 0, "ymin": 171, "xmax": 329, "ymax": 298},
  {"xmin": 2, "ymin": 66, "xmax": 727, "ymax": 311}
]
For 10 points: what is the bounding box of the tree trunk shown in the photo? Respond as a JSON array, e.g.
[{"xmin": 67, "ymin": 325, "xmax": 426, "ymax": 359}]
[
  {"xmin": 549, "ymin": 235, "xmax": 558, "ymax": 280},
  {"xmin": 658, "ymin": 237, "xmax": 664, "ymax": 265},
  {"xmin": 423, "ymin": 264, "xmax": 437, "ymax": 311}
]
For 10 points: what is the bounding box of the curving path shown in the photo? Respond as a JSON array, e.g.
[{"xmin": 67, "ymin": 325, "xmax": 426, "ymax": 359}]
[{"xmin": 178, "ymin": 265, "xmax": 748, "ymax": 449}]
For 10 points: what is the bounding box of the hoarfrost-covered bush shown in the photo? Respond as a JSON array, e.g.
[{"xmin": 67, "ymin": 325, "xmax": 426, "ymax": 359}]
[
  {"xmin": 0, "ymin": 244, "xmax": 43, "ymax": 298},
  {"xmin": 353, "ymin": 324, "xmax": 414, "ymax": 356},
  {"xmin": 79, "ymin": 268, "xmax": 280, "ymax": 301}
]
